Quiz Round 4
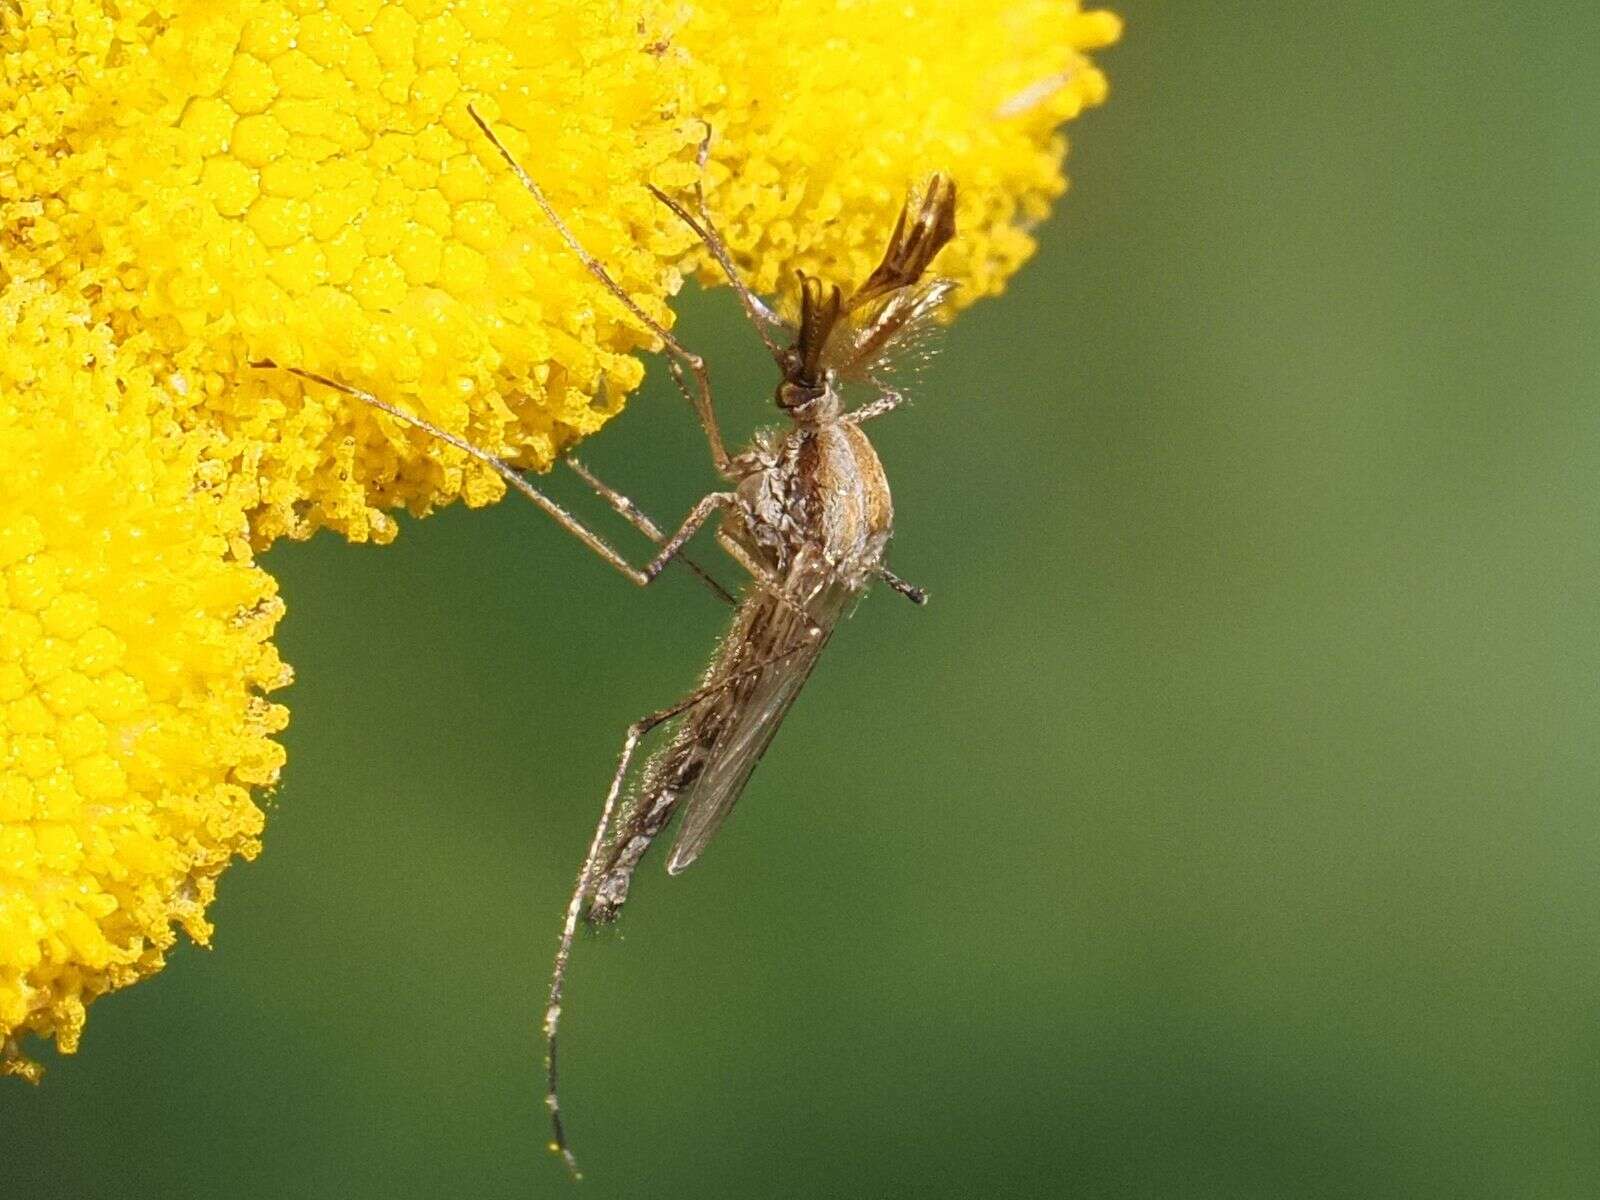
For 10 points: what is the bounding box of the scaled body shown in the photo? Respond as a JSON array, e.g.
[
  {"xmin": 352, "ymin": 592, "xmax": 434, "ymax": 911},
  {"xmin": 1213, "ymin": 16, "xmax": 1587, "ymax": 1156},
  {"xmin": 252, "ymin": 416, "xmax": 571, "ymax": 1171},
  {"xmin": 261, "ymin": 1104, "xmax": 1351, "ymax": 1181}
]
[{"xmin": 588, "ymin": 415, "xmax": 893, "ymax": 921}]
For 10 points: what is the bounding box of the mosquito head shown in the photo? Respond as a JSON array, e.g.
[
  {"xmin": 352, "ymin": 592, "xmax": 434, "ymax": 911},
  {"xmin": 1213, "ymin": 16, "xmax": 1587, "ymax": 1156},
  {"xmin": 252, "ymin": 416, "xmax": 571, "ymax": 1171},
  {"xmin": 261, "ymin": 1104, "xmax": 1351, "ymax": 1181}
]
[
  {"xmin": 772, "ymin": 176, "xmax": 956, "ymax": 424},
  {"xmin": 774, "ymin": 365, "xmax": 839, "ymax": 422},
  {"xmin": 774, "ymin": 273, "xmax": 843, "ymax": 421}
]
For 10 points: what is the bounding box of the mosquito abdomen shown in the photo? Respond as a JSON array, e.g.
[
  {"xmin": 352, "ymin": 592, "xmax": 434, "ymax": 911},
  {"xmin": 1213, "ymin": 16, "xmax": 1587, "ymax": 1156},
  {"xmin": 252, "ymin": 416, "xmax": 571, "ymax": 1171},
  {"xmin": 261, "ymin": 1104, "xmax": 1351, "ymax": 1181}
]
[{"xmin": 585, "ymin": 718, "xmax": 715, "ymax": 924}]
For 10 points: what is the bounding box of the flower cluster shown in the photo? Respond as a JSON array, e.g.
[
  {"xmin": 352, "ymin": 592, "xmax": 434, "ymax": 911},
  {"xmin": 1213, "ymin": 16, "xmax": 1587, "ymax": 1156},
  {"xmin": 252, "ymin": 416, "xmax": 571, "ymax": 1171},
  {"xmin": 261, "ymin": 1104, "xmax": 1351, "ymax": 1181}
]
[
  {"xmin": 1, "ymin": 0, "xmax": 1118, "ymax": 1074},
  {"xmin": 0, "ymin": 282, "xmax": 289, "ymax": 1077}
]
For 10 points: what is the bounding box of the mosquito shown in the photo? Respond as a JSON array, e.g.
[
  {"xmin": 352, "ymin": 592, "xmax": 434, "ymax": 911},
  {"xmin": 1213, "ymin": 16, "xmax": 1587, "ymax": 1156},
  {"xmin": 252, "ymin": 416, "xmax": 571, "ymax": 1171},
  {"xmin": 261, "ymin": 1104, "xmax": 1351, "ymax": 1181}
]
[{"xmin": 258, "ymin": 104, "xmax": 957, "ymax": 1179}]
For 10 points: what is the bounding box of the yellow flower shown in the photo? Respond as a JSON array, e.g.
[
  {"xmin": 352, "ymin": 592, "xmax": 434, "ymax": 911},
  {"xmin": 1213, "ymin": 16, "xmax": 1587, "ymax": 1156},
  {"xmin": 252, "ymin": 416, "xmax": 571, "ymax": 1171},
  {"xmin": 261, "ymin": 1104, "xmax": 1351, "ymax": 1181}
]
[
  {"xmin": 1, "ymin": 0, "xmax": 1117, "ymax": 1073},
  {"xmin": 673, "ymin": 1, "xmax": 1122, "ymax": 301},
  {"xmin": 0, "ymin": 281, "xmax": 290, "ymax": 1079}
]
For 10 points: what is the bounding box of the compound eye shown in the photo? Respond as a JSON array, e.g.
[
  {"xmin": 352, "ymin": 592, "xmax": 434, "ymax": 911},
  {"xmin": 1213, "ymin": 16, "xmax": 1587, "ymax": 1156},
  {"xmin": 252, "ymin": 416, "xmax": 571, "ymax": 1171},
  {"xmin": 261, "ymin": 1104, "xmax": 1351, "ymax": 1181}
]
[{"xmin": 777, "ymin": 381, "xmax": 826, "ymax": 411}]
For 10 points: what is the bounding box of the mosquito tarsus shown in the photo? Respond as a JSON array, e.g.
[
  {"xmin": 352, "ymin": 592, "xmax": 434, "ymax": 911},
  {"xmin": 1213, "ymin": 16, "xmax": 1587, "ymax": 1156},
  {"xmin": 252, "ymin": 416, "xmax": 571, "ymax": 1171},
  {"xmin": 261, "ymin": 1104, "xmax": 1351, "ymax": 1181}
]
[{"xmin": 257, "ymin": 102, "xmax": 957, "ymax": 1181}]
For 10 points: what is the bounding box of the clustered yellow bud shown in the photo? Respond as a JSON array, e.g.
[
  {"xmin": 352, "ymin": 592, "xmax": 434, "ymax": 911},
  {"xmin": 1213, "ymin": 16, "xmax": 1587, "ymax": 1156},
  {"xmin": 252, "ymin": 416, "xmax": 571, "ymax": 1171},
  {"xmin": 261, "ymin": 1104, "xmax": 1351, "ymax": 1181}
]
[{"xmin": 1, "ymin": 0, "xmax": 1117, "ymax": 1073}]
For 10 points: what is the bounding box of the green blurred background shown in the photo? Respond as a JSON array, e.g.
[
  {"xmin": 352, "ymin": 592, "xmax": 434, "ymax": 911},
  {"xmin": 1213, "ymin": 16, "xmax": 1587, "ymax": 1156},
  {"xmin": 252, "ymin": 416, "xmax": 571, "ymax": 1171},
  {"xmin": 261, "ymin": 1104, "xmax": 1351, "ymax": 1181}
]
[{"xmin": 9, "ymin": 3, "xmax": 1600, "ymax": 1196}]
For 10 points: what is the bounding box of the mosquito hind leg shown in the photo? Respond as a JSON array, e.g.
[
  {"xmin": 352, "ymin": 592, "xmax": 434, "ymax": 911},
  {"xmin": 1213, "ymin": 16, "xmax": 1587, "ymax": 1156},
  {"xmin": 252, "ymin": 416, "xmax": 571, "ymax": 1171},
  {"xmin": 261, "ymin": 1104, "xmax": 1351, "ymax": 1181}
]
[
  {"xmin": 564, "ymin": 456, "xmax": 666, "ymax": 540},
  {"xmin": 544, "ymin": 695, "xmax": 683, "ymax": 1182},
  {"xmin": 583, "ymin": 767, "xmax": 690, "ymax": 927},
  {"xmin": 543, "ymin": 632, "xmax": 818, "ymax": 1179}
]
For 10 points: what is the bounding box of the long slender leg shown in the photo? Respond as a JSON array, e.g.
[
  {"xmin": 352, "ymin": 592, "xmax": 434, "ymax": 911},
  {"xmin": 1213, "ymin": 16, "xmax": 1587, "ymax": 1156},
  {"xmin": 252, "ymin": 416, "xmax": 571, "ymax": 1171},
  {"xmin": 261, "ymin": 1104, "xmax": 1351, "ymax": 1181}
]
[
  {"xmin": 563, "ymin": 456, "xmax": 664, "ymax": 538},
  {"xmin": 466, "ymin": 105, "xmax": 734, "ymax": 477},
  {"xmin": 647, "ymin": 183, "xmax": 781, "ymax": 342},
  {"xmin": 255, "ymin": 361, "xmax": 732, "ymax": 589},
  {"xmin": 565, "ymin": 457, "xmax": 735, "ymax": 606},
  {"xmin": 644, "ymin": 125, "xmax": 784, "ymax": 352},
  {"xmin": 687, "ymin": 125, "xmax": 786, "ymax": 330},
  {"xmin": 640, "ymin": 492, "xmax": 738, "ymax": 582},
  {"xmin": 544, "ymin": 631, "xmax": 818, "ymax": 1180}
]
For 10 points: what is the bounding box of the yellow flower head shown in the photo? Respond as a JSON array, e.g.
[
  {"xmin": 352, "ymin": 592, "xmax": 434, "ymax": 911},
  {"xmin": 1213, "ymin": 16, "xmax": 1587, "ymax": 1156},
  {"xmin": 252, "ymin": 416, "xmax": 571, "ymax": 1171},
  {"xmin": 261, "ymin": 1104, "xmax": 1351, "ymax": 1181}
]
[
  {"xmin": 1, "ymin": 0, "xmax": 1117, "ymax": 1071},
  {"xmin": 0, "ymin": 281, "xmax": 289, "ymax": 1077}
]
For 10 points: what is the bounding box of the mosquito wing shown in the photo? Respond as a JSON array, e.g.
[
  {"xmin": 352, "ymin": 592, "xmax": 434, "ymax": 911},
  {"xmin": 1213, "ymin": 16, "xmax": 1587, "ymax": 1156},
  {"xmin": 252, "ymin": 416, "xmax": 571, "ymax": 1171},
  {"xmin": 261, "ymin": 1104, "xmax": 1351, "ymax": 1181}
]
[
  {"xmin": 664, "ymin": 559, "xmax": 854, "ymax": 875},
  {"xmin": 829, "ymin": 276, "xmax": 957, "ymax": 387}
]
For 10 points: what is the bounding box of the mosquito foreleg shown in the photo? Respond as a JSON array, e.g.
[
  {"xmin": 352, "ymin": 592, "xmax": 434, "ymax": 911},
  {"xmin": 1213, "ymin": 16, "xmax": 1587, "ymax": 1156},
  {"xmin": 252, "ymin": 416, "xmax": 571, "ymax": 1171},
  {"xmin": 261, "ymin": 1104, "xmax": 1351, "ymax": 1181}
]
[
  {"xmin": 644, "ymin": 152, "xmax": 785, "ymax": 350},
  {"xmin": 467, "ymin": 105, "xmax": 735, "ymax": 478},
  {"xmin": 255, "ymin": 361, "xmax": 727, "ymax": 592}
]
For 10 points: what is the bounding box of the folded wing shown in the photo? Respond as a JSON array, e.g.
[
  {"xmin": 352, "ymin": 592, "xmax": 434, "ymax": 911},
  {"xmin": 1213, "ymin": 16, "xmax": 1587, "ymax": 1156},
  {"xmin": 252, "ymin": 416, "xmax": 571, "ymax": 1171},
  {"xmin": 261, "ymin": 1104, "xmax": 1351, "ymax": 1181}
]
[{"xmin": 665, "ymin": 554, "xmax": 854, "ymax": 875}]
